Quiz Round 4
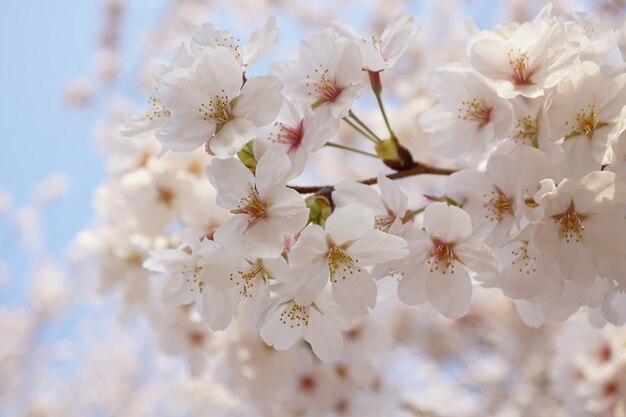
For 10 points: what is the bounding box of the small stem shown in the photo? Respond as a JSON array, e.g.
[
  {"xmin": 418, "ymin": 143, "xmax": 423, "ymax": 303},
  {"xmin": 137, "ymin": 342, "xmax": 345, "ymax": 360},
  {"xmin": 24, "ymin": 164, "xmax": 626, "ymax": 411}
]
[
  {"xmin": 348, "ymin": 110, "xmax": 382, "ymax": 142},
  {"xmin": 342, "ymin": 118, "xmax": 379, "ymax": 144},
  {"xmin": 324, "ymin": 142, "xmax": 380, "ymax": 159},
  {"xmin": 368, "ymin": 70, "xmax": 398, "ymax": 143},
  {"xmin": 288, "ymin": 162, "xmax": 457, "ymax": 194},
  {"xmin": 374, "ymin": 91, "xmax": 397, "ymax": 142}
]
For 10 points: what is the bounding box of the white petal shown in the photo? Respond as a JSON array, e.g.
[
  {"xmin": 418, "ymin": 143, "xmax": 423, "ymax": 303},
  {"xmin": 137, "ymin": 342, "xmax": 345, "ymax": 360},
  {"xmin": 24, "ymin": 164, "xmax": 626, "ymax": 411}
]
[
  {"xmin": 558, "ymin": 243, "xmax": 596, "ymax": 288},
  {"xmin": 234, "ymin": 75, "xmax": 283, "ymax": 126},
  {"xmin": 196, "ymin": 48, "xmax": 243, "ymax": 100},
  {"xmin": 260, "ymin": 300, "xmax": 304, "ymax": 350},
  {"xmin": 380, "ymin": 12, "xmax": 415, "ymax": 67},
  {"xmin": 242, "ymin": 15, "xmax": 279, "ymax": 67},
  {"xmin": 240, "ymin": 278, "xmax": 271, "ymax": 331},
  {"xmin": 293, "ymin": 264, "xmax": 330, "ymax": 306},
  {"xmin": 397, "ymin": 267, "xmax": 428, "ymax": 306},
  {"xmin": 423, "ymin": 202, "xmax": 472, "ymax": 242},
  {"xmin": 426, "ymin": 268, "xmax": 472, "ymax": 319},
  {"xmin": 329, "ymin": 83, "xmax": 365, "ymax": 119},
  {"xmin": 347, "ymin": 230, "xmax": 408, "ymax": 266},
  {"xmin": 162, "ymin": 275, "xmax": 194, "ymax": 307},
  {"xmin": 197, "ymin": 286, "xmax": 239, "ymax": 330},
  {"xmin": 332, "ymin": 180, "xmax": 385, "ymax": 213},
  {"xmin": 331, "ymin": 267, "xmax": 377, "ymax": 318},
  {"xmin": 304, "ymin": 306, "xmax": 343, "ymax": 362},
  {"xmin": 528, "ymin": 221, "xmax": 561, "ymax": 260},
  {"xmin": 454, "ymin": 237, "xmax": 499, "ymax": 275},
  {"xmin": 325, "ymin": 204, "xmax": 375, "ymax": 246},
  {"xmin": 289, "ymin": 224, "xmax": 329, "ymax": 267},
  {"xmin": 199, "ymin": 248, "xmax": 245, "ymax": 289},
  {"xmin": 205, "ymin": 157, "xmax": 254, "ymax": 209},
  {"xmin": 209, "ymin": 118, "xmax": 258, "ymax": 158},
  {"xmin": 334, "ymin": 38, "xmax": 363, "ymax": 87},
  {"xmin": 378, "ymin": 172, "xmax": 408, "ymax": 217},
  {"xmin": 255, "ymin": 150, "xmax": 292, "ymax": 196}
]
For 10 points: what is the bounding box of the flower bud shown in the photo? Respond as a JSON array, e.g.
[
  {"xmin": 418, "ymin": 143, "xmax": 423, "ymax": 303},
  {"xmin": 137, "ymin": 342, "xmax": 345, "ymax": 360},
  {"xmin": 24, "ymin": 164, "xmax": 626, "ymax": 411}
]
[
  {"xmin": 305, "ymin": 194, "xmax": 333, "ymax": 226},
  {"xmin": 375, "ymin": 139, "xmax": 414, "ymax": 171},
  {"xmin": 237, "ymin": 140, "xmax": 257, "ymax": 173}
]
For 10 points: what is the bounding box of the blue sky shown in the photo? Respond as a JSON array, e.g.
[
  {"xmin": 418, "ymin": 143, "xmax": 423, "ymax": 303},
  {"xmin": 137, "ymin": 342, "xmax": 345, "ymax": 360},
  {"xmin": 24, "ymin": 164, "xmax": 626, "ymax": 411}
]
[
  {"xmin": 0, "ymin": 1, "xmax": 172, "ymax": 312},
  {"xmin": 0, "ymin": 2, "xmax": 103, "ymax": 253},
  {"xmin": 0, "ymin": 1, "xmax": 171, "ymax": 258}
]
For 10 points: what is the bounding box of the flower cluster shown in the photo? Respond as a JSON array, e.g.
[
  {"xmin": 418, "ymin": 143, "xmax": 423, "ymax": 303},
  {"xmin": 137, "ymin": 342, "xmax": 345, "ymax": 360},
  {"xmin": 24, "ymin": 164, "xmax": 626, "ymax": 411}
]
[
  {"xmin": 421, "ymin": 5, "xmax": 626, "ymax": 327},
  {"xmin": 119, "ymin": 5, "xmax": 626, "ymax": 365}
]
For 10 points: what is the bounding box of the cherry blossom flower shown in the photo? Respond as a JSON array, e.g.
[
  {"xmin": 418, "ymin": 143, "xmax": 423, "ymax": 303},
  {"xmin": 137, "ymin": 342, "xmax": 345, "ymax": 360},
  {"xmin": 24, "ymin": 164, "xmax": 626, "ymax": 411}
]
[
  {"xmin": 529, "ymin": 171, "xmax": 626, "ymax": 288},
  {"xmin": 122, "ymin": 45, "xmax": 196, "ymax": 137},
  {"xmin": 332, "ymin": 172, "xmax": 408, "ymax": 235},
  {"xmin": 155, "ymin": 309, "xmax": 214, "ymax": 377},
  {"xmin": 546, "ymin": 61, "xmax": 626, "ymax": 180},
  {"xmin": 396, "ymin": 203, "xmax": 498, "ymax": 319},
  {"xmin": 419, "ymin": 66, "xmax": 514, "ymax": 161},
  {"xmin": 255, "ymin": 99, "xmax": 338, "ymax": 177},
  {"xmin": 288, "ymin": 204, "xmax": 408, "ymax": 318},
  {"xmin": 331, "ymin": 12, "xmax": 415, "ymax": 72},
  {"xmin": 469, "ymin": 19, "xmax": 578, "ymax": 98},
  {"xmin": 271, "ymin": 29, "xmax": 365, "ymax": 119},
  {"xmin": 260, "ymin": 282, "xmax": 346, "ymax": 362},
  {"xmin": 234, "ymin": 254, "xmax": 290, "ymax": 331},
  {"xmin": 482, "ymin": 234, "xmax": 565, "ymax": 301},
  {"xmin": 445, "ymin": 146, "xmax": 551, "ymax": 245},
  {"xmin": 144, "ymin": 231, "xmax": 244, "ymax": 330},
  {"xmin": 206, "ymin": 150, "xmax": 309, "ymax": 258},
  {"xmin": 192, "ymin": 15, "xmax": 279, "ymax": 70},
  {"xmin": 562, "ymin": 12, "xmax": 616, "ymax": 64},
  {"xmin": 157, "ymin": 47, "xmax": 283, "ymax": 158},
  {"xmin": 551, "ymin": 320, "xmax": 626, "ymax": 416}
]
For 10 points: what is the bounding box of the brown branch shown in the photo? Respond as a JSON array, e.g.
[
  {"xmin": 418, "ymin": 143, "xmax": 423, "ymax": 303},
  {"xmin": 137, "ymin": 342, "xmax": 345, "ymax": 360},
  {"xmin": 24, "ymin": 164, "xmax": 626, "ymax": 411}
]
[{"xmin": 288, "ymin": 162, "xmax": 456, "ymax": 194}]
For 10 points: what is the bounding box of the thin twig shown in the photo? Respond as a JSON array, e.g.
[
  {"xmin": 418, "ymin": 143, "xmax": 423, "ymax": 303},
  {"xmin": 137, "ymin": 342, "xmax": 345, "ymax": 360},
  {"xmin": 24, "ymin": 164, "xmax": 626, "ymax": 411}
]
[{"xmin": 288, "ymin": 162, "xmax": 456, "ymax": 194}]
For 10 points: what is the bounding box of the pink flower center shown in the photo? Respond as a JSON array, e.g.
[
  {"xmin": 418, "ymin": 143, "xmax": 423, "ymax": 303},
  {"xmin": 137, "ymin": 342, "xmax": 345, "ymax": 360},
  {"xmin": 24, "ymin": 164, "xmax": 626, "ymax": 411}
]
[
  {"xmin": 231, "ymin": 188, "xmax": 268, "ymax": 224},
  {"xmin": 508, "ymin": 49, "xmax": 534, "ymax": 85},
  {"xmin": 272, "ymin": 120, "xmax": 304, "ymax": 152},
  {"xmin": 484, "ymin": 189, "xmax": 512, "ymax": 221},
  {"xmin": 307, "ymin": 65, "xmax": 343, "ymax": 105},
  {"xmin": 427, "ymin": 240, "xmax": 457, "ymax": 274},
  {"xmin": 513, "ymin": 115, "xmax": 539, "ymax": 145},
  {"xmin": 187, "ymin": 330, "xmax": 206, "ymax": 347},
  {"xmin": 458, "ymin": 98, "xmax": 492, "ymax": 127},
  {"xmin": 327, "ymin": 245, "xmax": 362, "ymax": 283},
  {"xmin": 198, "ymin": 93, "xmax": 234, "ymax": 123},
  {"xmin": 232, "ymin": 262, "xmax": 265, "ymax": 298},
  {"xmin": 553, "ymin": 201, "xmax": 587, "ymax": 243},
  {"xmin": 280, "ymin": 302, "xmax": 310, "ymax": 328},
  {"xmin": 374, "ymin": 214, "xmax": 396, "ymax": 232},
  {"xmin": 510, "ymin": 244, "xmax": 537, "ymax": 275},
  {"xmin": 147, "ymin": 96, "xmax": 170, "ymax": 121},
  {"xmin": 182, "ymin": 264, "xmax": 205, "ymax": 293}
]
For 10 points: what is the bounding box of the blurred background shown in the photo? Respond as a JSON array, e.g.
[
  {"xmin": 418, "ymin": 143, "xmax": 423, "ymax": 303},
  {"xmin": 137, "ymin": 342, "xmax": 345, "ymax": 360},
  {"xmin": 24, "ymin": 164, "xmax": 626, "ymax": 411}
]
[{"xmin": 0, "ymin": 1, "xmax": 623, "ymax": 416}]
